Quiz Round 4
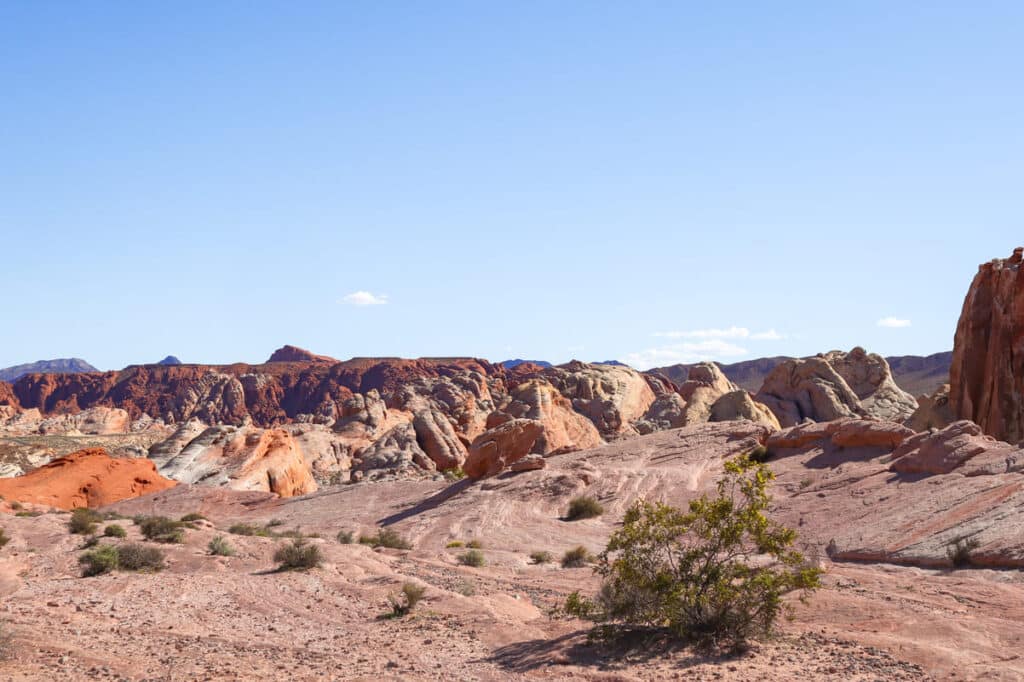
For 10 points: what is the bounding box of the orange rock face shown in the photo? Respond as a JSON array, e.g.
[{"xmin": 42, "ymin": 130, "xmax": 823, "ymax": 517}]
[
  {"xmin": 0, "ymin": 448, "xmax": 177, "ymax": 509},
  {"xmin": 950, "ymin": 248, "xmax": 1024, "ymax": 443},
  {"xmin": 463, "ymin": 419, "xmax": 545, "ymax": 479}
]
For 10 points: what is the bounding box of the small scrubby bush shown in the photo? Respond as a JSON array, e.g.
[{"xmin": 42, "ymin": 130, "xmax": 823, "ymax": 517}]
[
  {"xmin": 0, "ymin": 619, "xmax": 10, "ymax": 661},
  {"xmin": 273, "ymin": 538, "xmax": 323, "ymax": 571},
  {"xmin": 446, "ymin": 540, "xmax": 464, "ymax": 548},
  {"xmin": 179, "ymin": 513, "xmax": 206, "ymax": 524},
  {"xmin": 103, "ymin": 524, "xmax": 127, "ymax": 538},
  {"xmin": 466, "ymin": 539, "xmax": 484, "ymax": 549},
  {"xmin": 266, "ymin": 518, "xmax": 285, "ymax": 527},
  {"xmin": 0, "ymin": 528, "xmax": 9, "ymax": 548},
  {"xmin": 336, "ymin": 530, "xmax": 354, "ymax": 544},
  {"xmin": 359, "ymin": 528, "xmax": 412, "ymax": 550},
  {"xmin": 388, "ymin": 582, "xmax": 427, "ymax": 617},
  {"xmin": 566, "ymin": 496, "xmax": 604, "ymax": 521},
  {"xmin": 458, "ymin": 549, "xmax": 485, "ymax": 567},
  {"xmin": 561, "ymin": 546, "xmax": 592, "ymax": 568},
  {"xmin": 747, "ymin": 445, "xmax": 770, "ymax": 463},
  {"xmin": 208, "ymin": 536, "xmax": 235, "ymax": 557},
  {"xmin": 530, "ymin": 550, "xmax": 553, "ymax": 564},
  {"xmin": 138, "ymin": 516, "xmax": 186, "ymax": 543},
  {"xmin": 69, "ymin": 508, "xmax": 102, "ymax": 535},
  {"xmin": 947, "ymin": 537, "xmax": 980, "ymax": 568},
  {"xmin": 229, "ymin": 523, "xmax": 270, "ymax": 537},
  {"xmin": 117, "ymin": 543, "xmax": 165, "ymax": 571},
  {"xmin": 442, "ymin": 467, "xmax": 466, "ymax": 481},
  {"xmin": 81, "ymin": 535, "xmax": 100, "ymax": 549},
  {"xmin": 565, "ymin": 455, "xmax": 821, "ymax": 652},
  {"xmin": 9, "ymin": 501, "xmax": 22, "ymax": 511},
  {"xmin": 15, "ymin": 511, "xmax": 42, "ymax": 518},
  {"xmin": 79, "ymin": 545, "xmax": 120, "ymax": 576}
]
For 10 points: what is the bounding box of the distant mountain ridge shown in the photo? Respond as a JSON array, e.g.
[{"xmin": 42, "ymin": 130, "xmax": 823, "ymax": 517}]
[
  {"xmin": 500, "ymin": 359, "xmax": 553, "ymax": 369},
  {"xmin": 0, "ymin": 358, "xmax": 99, "ymax": 383}
]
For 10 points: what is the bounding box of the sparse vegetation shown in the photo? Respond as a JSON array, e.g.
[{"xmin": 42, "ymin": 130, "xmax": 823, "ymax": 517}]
[
  {"xmin": 359, "ymin": 528, "xmax": 412, "ymax": 550},
  {"xmin": 137, "ymin": 516, "xmax": 186, "ymax": 543},
  {"xmin": 446, "ymin": 540, "xmax": 465, "ymax": 548},
  {"xmin": 179, "ymin": 512, "xmax": 206, "ymax": 524},
  {"xmin": 79, "ymin": 545, "xmax": 120, "ymax": 576},
  {"xmin": 0, "ymin": 528, "xmax": 9, "ymax": 548},
  {"xmin": 336, "ymin": 530, "xmax": 354, "ymax": 544},
  {"xmin": 69, "ymin": 508, "xmax": 103, "ymax": 535},
  {"xmin": 799, "ymin": 478, "xmax": 812, "ymax": 489},
  {"xmin": 9, "ymin": 501, "xmax": 22, "ymax": 511},
  {"xmin": 748, "ymin": 444, "xmax": 770, "ymax": 463},
  {"xmin": 81, "ymin": 534, "xmax": 100, "ymax": 549},
  {"xmin": 0, "ymin": 619, "xmax": 11, "ymax": 661},
  {"xmin": 566, "ymin": 495, "xmax": 604, "ymax": 521},
  {"xmin": 208, "ymin": 536, "xmax": 236, "ymax": 556},
  {"xmin": 388, "ymin": 582, "xmax": 427, "ymax": 617},
  {"xmin": 229, "ymin": 522, "xmax": 304, "ymax": 539},
  {"xmin": 79, "ymin": 542, "xmax": 165, "ymax": 576},
  {"xmin": 947, "ymin": 536, "xmax": 981, "ymax": 568},
  {"xmin": 116, "ymin": 543, "xmax": 166, "ymax": 571},
  {"xmin": 458, "ymin": 549, "xmax": 486, "ymax": 567},
  {"xmin": 441, "ymin": 467, "xmax": 466, "ymax": 481},
  {"xmin": 15, "ymin": 510, "xmax": 43, "ymax": 518},
  {"xmin": 565, "ymin": 455, "xmax": 821, "ymax": 652},
  {"xmin": 273, "ymin": 537, "xmax": 323, "ymax": 571},
  {"xmin": 103, "ymin": 524, "xmax": 127, "ymax": 538},
  {"xmin": 530, "ymin": 550, "xmax": 553, "ymax": 564},
  {"xmin": 266, "ymin": 518, "xmax": 285, "ymax": 527},
  {"xmin": 561, "ymin": 546, "xmax": 592, "ymax": 568},
  {"xmin": 466, "ymin": 539, "xmax": 484, "ymax": 549}
]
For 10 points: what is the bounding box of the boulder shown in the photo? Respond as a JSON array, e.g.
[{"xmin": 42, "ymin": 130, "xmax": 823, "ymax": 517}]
[
  {"xmin": 709, "ymin": 390, "xmax": 781, "ymax": 430},
  {"xmin": 412, "ymin": 408, "xmax": 467, "ymax": 470},
  {"xmin": 464, "ymin": 419, "xmax": 545, "ymax": 479},
  {"xmin": 502, "ymin": 379, "xmax": 603, "ymax": 454},
  {"xmin": 904, "ymin": 384, "xmax": 955, "ymax": 432},
  {"xmin": 677, "ymin": 362, "xmax": 739, "ymax": 425},
  {"xmin": 755, "ymin": 348, "xmax": 917, "ymax": 427},
  {"xmin": 0, "ymin": 448, "xmax": 176, "ymax": 509},
  {"xmin": 949, "ymin": 248, "xmax": 1024, "ymax": 442}
]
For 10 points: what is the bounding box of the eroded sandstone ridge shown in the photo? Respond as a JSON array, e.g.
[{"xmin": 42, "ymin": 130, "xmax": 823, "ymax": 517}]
[
  {"xmin": 949, "ymin": 248, "xmax": 1024, "ymax": 443},
  {"xmin": 755, "ymin": 347, "xmax": 917, "ymax": 427}
]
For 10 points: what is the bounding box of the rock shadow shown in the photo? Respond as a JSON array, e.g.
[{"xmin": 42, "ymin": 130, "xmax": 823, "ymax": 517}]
[{"xmin": 376, "ymin": 478, "xmax": 474, "ymax": 526}]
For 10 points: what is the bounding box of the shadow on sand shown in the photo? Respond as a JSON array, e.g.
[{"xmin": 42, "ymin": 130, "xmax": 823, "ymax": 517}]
[{"xmin": 376, "ymin": 478, "xmax": 474, "ymax": 526}]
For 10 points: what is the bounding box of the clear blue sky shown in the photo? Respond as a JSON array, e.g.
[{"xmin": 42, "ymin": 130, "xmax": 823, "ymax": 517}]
[{"xmin": 2, "ymin": 2, "xmax": 1021, "ymax": 370}]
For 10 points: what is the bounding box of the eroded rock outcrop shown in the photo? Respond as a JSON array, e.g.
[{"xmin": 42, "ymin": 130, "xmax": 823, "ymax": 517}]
[
  {"xmin": 464, "ymin": 419, "xmax": 545, "ymax": 479},
  {"xmin": 540, "ymin": 362, "xmax": 656, "ymax": 436},
  {"xmin": 154, "ymin": 426, "xmax": 317, "ymax": 497},
  {"xmin": 904, "ymin": 384, "xmax": 954, "ymax": 432},
  {"xmin": 949, "ymin": 248, "xmax": 1024, "ymax": 443},
  {"xmin": 499, "ymin": 379, "xmax": 603, "ymax": 454},
  {"xmin": 890, "ymin": 420, "xmax": 1024, "ymax": 476},
  {"xmin": 0, "ymin": 448, "xmax": 176, "ymax": 509},
  {"xmin": 755, "ymin": 348, "xmax": 917, "ymax": 427}
]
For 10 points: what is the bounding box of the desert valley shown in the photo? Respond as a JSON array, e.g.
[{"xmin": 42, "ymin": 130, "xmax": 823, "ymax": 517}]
[{"xmin": 0, "ymin": 249, "xmax": 1021, "ymax": 680}]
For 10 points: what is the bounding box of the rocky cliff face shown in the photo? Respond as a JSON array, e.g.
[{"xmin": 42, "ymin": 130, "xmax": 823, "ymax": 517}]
[
  {"xmin": 949, "ymin": 248, "xmax": 1024, "ymax": 443},
  {"xmin": 755, "ymin": 347, "xmax": 917, "ymax": 427}
]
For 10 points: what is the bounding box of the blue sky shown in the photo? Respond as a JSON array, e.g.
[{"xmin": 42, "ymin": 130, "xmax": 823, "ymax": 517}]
[{"xmin": 1, "ymin": 2, "xmax": 1021, "ymax": 370}]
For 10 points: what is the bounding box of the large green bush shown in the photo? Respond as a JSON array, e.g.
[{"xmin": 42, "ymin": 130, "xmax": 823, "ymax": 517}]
[
  {"xmin": 273, "ymin": 538, "xmax": 323, "ymax": 571},
  {"xmin": 565, "ymin": 455, "xmax": 821, "ymax": 651},
  {"xmin": 69, "ymin": 508, "xmax": 103, "ymax": 535},
  {"xmin": 137, "ymin": 516, "xmax": 186, "ymax": 543}
]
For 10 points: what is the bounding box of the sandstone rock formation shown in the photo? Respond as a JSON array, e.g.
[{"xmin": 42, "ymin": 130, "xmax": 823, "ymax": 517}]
[
  {"xmin": 0, "ymin": 448, "xmax": 176, "ymax": 508},
  {"xmin": 497, "ymin": 379, "xmax": 603, "ymax": 454},
  {"xmin": 949, "ymin": 248, "xmax": 1024, "ymax": 443},
  {"xmin": 904, "ymin": 384, "xmax": 954, "ymax": 432},
  {"xmin": 890, "ymin": 420, "xmax": 1024, "ymax": 476},
  {"xmin": 152, "ymin": 425, "xmax": 317, "ymax": 497},
  {"xmin": 266, "ymin": 345, "xmax": 338, "ymax": 364},
  {"xmin": 463, "ymin": 418, "xmax": 545, "ymax": 479},
  {"xmin": 539, "ymin": 361, "xmax": 655, "ymax": 436},
  {"xmin": 755, "ymin": 347, "xmax": 917, "ymax": 427}
]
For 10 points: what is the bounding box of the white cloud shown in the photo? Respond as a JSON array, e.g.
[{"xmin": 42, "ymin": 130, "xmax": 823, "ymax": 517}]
[
  {"xmin": 653, "ymin": 327, "xmax": 786, "ymax": 341},
  {"xmin": 750, "ymin": 329, "xmax": 785, "ymax": 340},
  {"xmin": 340, "ymin": 291, "xmax": 389, "ymax": 306},
  {"xmin": 623, "ymin": 340, "xmax": 749, "ymax": 371},
  {"xmin": 877, "ymin": 317, "xmax": 911, "ymax": 328}
]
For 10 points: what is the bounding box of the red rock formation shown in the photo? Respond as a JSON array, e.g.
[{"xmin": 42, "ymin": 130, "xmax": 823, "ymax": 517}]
[
  {"xmin": 266, "ymin": 345, "xmax": 337, "ymax": 364},
  {"xmin": 0, "ymin": 381, "xmax": 19, "ymax": 408},
  {"xmin": 0, "ymin": 448, "xmax": 176, "ymax": 509},
  {"xmin": 464, "ymin": 419, "xmax": 545, "ymax": 479},
  {"xmin": 949, "ymin": 248, "xmax": 1024, "ymax": 443}
]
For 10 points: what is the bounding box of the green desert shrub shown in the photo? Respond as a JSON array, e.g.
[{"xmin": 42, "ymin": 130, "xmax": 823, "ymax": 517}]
[
  {"xmin": 561, "ymin": 546, "xmax": 593, "ymax": 568},
  {"xmin": 208, "ymin": 536, "xmax": 236, "ymax": 557},
  {"xmin": 79, "ymin": 545, "xmax": 120, "ymax": 576},
  {"xmin": 465, "ymin": 539, "xmax": 484, "ymax": 549},
  {"xmin": 947, "ymin": 536, "xmax": 981, "ymax": 568},
  {"xmin": 103, "ymin": 524, "xmax": 127, "ymax": 538},
  {"xmin": 565, "ymin": 455, "xmax": 822, "ymax": 652},
  {"xmin": 441, "ymin": 467, "xmax": 466, "ymax": 481},
  {"xmin": 336, "ymin": 530, "xmax": 354, "ymax": 544},
  {"xmin": 458, "ymin": 549, "xmax": 485, "ymax": 567},
  {"xmin": 530, "ymin": 550, "xmax": 553, "ymax": 564},
  {"xmin": 0, "ymin": 528, "xmax": 9, "ymax": 548},
  {"xmin": 388, "ymin": 582, "xmax": 427, "ymax": 617},
  {"xmin": 747, "ymin": 444, "xmax": 770, "ymax": 463},
  {"xmin": 179, "ymin": 513, "xmax": 206, "ymax": 524},
  {"xmin": 69, "ymin": 508, "xmax": 103, "ymax": 535},
  {"xmin": 137, "ymin": 516, "xmax": 186, "ymax": 543},
  {"xmin": 15, "ymin": 511, "xmax": 42, "ymax": 518},
  {"xmin": 116, "ymin": 543, "xmax": 165, "ymax": 571},
  {"xmin": 9, "ymin": 501, "xmax": 22, "ymax": 511},
  {"xmin": 566, "ymin": 496, "xmax": 604, "ymax": 521},
  {"xmin": 273, "ymin": 538, "xmax": 323, "ymax": 571},
  {"xmin": 228, "ymin": 523, "xmax": 270, "ymax": 537},
  {"xmin": 446, "ymin": 540, "xmax": 464, "ymax": 548},
  {"xmin": 359, "ymin": 528, "xmax": 412, "ymax": 550}
]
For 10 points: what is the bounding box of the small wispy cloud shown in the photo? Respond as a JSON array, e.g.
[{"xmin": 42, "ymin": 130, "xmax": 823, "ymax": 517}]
[
  {"xmin": 623, "ymin": 340, "xmax": 748, "ymax": 371},
  {"xmin": 653, "ymin": 327, "xmax": 786, "ymax": 341},
  {"xmin": 340, "ymin": 291, "xmax": 389, "ymax": 306},
  {"xmin": 877, "ymin": 317, "xmax": 911, "ymax": 328}
]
